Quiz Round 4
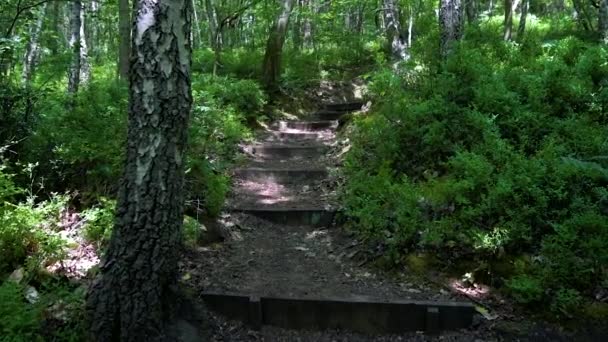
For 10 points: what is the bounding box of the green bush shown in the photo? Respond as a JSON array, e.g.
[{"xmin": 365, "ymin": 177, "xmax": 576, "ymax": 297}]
[
  {"xmin": 0, "ymin": 282, "xmax": 42, "ymax": 341},
  {"xmin": 341, "ymin": 31, "xmax": 608, "ymax": 315},
  {"xmin": 82, "ymin": 198, "xmax": 116, "ymax": 248}
]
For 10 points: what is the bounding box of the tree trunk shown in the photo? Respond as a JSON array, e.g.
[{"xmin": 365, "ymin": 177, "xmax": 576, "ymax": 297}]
[
  {"xmin": 192, "ymin": 0, "xmax": 203, "ymax": 48},
  {"xmin": 383, "ymin": 0, "xmax": 408, "ymax": 60},
  {"xmin": 262, "ymin": 0, "xmax": 295, "ymax": 92},
  {"xmin": 599, "ymin": 0, "xmax": 608, "ymax": 43},
  {"xmin": 503, "ymin": 0, "xmax": 521, "ymax": 41},
  {"xmin": 68, "ymin": 1, "xmax": 83, "ymax": 94},
  {"xmin": 22, "ymin": 4, "xmax": 47, "ymax": 87},
  {"xmin": 79, "ymin": 2, "xmax": 91, "ymax": 84},
  {"xmin": 439, "ymin": 0, "xmax": 464, "ymax": 58},
  {"xmin": 203, "ymin": 0, "xmax": 222, "ymax": 74},
  {"xmin": 517, "ymin": 0, "xmax": 529, "ymax": 40},
  {"xmin": 118, "ymin": 0, "xmax": 131, "ymax": 79},
  {"xmin": 465, "ymin": 0, "xmax": 478, "ymax": 24},
  {"xmin": 86, "ymin": 0, "xmax": 192, "ymax": 339}
]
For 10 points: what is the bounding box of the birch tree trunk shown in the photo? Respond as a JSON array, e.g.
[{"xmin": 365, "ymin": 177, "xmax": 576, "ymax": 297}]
[
  {"xmin": 86, "ymin": 0, "xmax": 192, "ymax": 339},
  {"xmin": 79, "ymin": 2, "xmax": 91, "ymax": 84},
  {"xmin": 439, "ymin": 0, "xmax": 464, "ymax": 58},
  {"xmin": 503, "ymin": 0, "xmax": 521, "ymax": 41},
  {"xmin": 68, "ymin": 1, "xmax": 83, "ymax": 94},
  {"xmin": 118, "ymin": 0, "xmax": 131, "ymax": 79},
  {"xmin": 262, "ymin": 0, "xmax": 295, "ymax": 92},
  {"xmin": 22, "ymin": 4, "xmax": 47, "ymax": 87},
  {"xmin": 383, "ymin": 0, "xmax": 408, "ymax": 60}
]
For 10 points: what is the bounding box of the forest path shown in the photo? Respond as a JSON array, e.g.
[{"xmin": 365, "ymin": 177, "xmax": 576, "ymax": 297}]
[{"xmin": 182, "ymin": 103, "xmax": 477, "ymax": 340}]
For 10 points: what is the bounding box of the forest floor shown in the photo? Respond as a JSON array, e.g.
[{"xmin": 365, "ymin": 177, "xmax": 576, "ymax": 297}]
[{"xmin": 180, "ymin": 85, "xmax": 605, "ymax": 341}]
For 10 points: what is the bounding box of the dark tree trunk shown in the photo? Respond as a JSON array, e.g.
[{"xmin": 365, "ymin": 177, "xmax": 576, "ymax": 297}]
[
  {"xmin": 86, "ymin": 0, "xmax": 192, "ymax": 340},
  {"xmin": 517, "ymin": 0, "xmax": 529, "ymax": 40},
  {"xmin": 465, "ymin": 0, "xmax": 478, "ymax": 23},
  {"xmin": 439, "ymin": 0, "xmax": 464, "ymax": 58},
  {"xmin": 118, "ymin": 0, "xmax": 131, "ymax": 79},
  {"xmin": 262, "ymin": 0, "xmax": 295, "ymax": 92}
]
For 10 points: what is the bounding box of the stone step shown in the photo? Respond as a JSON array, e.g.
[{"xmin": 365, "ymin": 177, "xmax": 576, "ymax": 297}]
[
  {"xmin": 201, "ymin": 292, "xmax": 475, "ymax": 334},
  {"xmin": 234, "ymin": 168, "xmax": 328, "ymax": 183},
  {"xmin": 323, "ymin": 101, "xmax": 364, "ymax": 112},
  {"xmin": 245, "ymin": 144, "xmax": 329, "ymax": 159},
  {"xmin": 229, "ymin": 207, "xmax": 336, "ymax": 227},
  {"xmin": 275, "ymin": 120, "xmax": 338, "ymax": 132}
]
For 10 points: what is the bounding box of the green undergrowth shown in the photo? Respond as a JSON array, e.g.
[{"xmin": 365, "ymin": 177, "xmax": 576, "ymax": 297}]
[{"xmin": 342, "ymin": 30, "xmax": 608, "ymax": 320}]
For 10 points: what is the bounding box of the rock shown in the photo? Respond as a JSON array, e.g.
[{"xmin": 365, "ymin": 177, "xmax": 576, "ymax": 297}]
[
  {"xmin": 25, "ymin": 286, "xmax": 40, "ymax": 304},
  {"xmin": 8, "ymin": 268, "xmax": 24, "ymax": 284}
]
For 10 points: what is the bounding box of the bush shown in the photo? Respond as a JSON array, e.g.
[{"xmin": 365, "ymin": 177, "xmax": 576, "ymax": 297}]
[
  {"xmin": 0, "ymin": 282, "xmax": 42, "ymax": 340},
  {"xmin": 341, "ymin": 31, "xmax": 608, "ymax": 316},
  {"xmin": 82, "ymin": 198, "xmax": 116, "ymax": 248}
]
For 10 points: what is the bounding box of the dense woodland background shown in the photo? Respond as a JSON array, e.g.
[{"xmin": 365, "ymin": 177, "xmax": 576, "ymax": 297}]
[{"xmin": 1, "ymin": 0, "xmax": 608, "ymax": 339}]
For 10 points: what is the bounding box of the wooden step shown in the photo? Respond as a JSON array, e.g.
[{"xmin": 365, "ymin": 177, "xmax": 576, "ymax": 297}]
[
  {"xmin": 229, "ymin": 207, "xmax": 336, "ymax": 227},
  {"xmin": 323, "ymin": 102, "xmax": 364, "ymax": 112},
  {"xmin": 268, "ymin": 131, "xmax": 334, "ymax": 142},
  {"xmin": 310, "ymin": 110, "xmax": 346, "ymax": 120},
  {"xmin": 233, "ymin": 168, "xmax": 328, "ymax": 183},
  {"xmin": 276, "ymin": 120, "xmax": 338, "ymax": 131},
  {"xmin": 246, "ymin": 144, "xmax": 329, "ymax": 159},
  {"xmin": 201, "ymin": 292, "xmax": 475, "ymax": 334}
]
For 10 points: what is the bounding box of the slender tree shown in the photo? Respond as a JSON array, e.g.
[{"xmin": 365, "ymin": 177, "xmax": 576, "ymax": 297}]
[
  {"xmin": 503, "ymin": 0, "xmax": 521, "ymax": 41},
  {"xmin": 22, "ymin": 3, "xmax": 47, "ymax": 87},
  {"xmin": 118, "ymin": 0, "xmax": 131, "ymax": 79},
  {"xmin": 67, "ymin": 1, "xmax": 83, "ymax": 94},
  {"xmin": 86, "ymin": 0, "xmax": 193, "ymax": 339},
  {"xmin": 517, "ymin": 0, "xmax": 529, "ymax": 40},
  {"xmin": 439, "ymin": 0, "xmax": 464, "ymax": 58},
  {"xmin": 383, "ymin": 0, "xmax": 408, "ymax": 60},
  {"xmin": 262, "ymin": 0, "xmax": 295, "ymax": 92},
  {"xmin": 600, "ymin": 0, "xmax": 608, "ymax": 43}
]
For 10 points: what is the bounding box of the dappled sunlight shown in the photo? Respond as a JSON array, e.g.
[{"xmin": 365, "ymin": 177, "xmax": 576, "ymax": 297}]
[
  {"xmin": 238, "ymin": 178, "xmax": 295, "ymax": 205},
  {"xmin": 449, "ymin": 277, "xmax": 492, "ymax": 300}
]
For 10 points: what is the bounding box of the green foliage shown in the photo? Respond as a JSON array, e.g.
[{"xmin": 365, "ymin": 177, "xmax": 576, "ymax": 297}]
[
  {"xmin": 196, "ymin": 75, "xmax": 267, "ymax": 121},
  {"xmin": 0, "ymin": 281, "xmax": 85, "ymax": 342},
  {"xmin": 27, "ymin": 80, "xmax": 127, "ymax": 196},
  {"xmin": 506, "ymin": 275, "xmax": 544, "ymax": 304},
  {"xmin": 0, "ymin": 192, "xmax": 69, "ymax": 275},
  {"xmin": 342, "ymin": 31, "xmax": 608, "ymax": 315},
  {"xmin": 82, "ymin": 198, "xmax": 115, "ymax": 248},
  {"xmin": 0, "ymin": 282, "xmax": 42, "ymax": 341}
]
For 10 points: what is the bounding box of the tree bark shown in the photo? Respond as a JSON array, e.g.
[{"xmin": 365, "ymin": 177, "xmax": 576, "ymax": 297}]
[
  {"xmin": 517, "ymin": 0, "xmax": 529, "ymax": 40},
  {"xmin": 22, "ymin": 3, "xmax": 47, "ymax": 87},
  {"xmin": 262, "ymin": 0, "xmax": 295, "ymax": 92},
  {"xmin": 503, "ymin": 0, "xmax": 521, "ymax": 41},
  {"xmin": 439, "ymin": 0, "xmax": 464, "ymax": 59},
  {"xmin": 68, "ymin": 1, "xmax": 83, "ymax": 94},
  {"xmin": 383, "ymin": 0, "xmax": 408, "ymax": 60},
  {"xmin": 86, "ymin": 0, "xmax": 192, "ymax": 340},
  {"xmin": 79, "ymin": 2, "xmax": 91, "ymax": 84},
  {"xmin": 118, "ymin": 0, "xmax": 131, "ymax": 79},
  {"xmin": 600, "ymin": 0, "xmax": 608, "ymax": 43},
  {"xmin": 465, "ymin": 0, "xmax": 478, "ymax": 24}
]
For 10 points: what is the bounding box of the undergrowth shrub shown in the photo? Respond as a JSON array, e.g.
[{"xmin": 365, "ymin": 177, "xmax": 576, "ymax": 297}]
[{"xmin": 342, "ymin": 32, "xmax": 608, "ymax": 317}]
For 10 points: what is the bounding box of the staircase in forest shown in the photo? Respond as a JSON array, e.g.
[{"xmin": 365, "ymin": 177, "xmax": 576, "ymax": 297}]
[{"xmin": 196, "ymin": 102, "xmax": 475, "ymax": 335}]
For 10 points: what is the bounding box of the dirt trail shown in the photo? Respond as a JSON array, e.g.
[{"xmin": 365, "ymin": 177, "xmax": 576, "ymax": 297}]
[{"xmin": 179, "ymin": 103, "xmax": 503, "ymax": 341}]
